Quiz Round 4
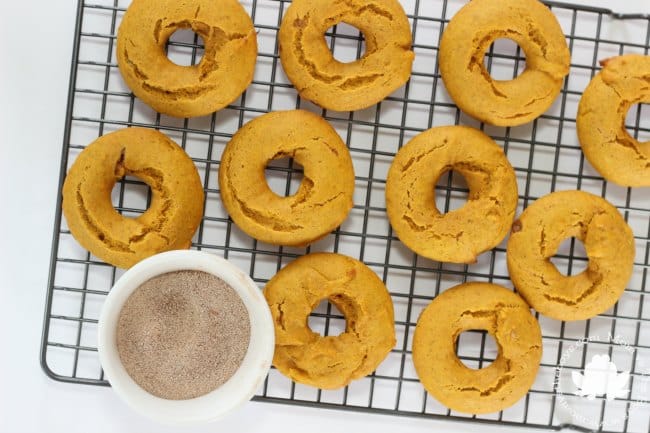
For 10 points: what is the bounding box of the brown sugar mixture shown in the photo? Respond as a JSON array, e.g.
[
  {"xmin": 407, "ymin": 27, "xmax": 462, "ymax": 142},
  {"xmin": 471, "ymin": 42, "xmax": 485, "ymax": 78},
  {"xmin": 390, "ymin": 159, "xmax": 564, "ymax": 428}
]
[{"xmin": 116, "ymin": 270, "xmax": 251, "ymax": 400}]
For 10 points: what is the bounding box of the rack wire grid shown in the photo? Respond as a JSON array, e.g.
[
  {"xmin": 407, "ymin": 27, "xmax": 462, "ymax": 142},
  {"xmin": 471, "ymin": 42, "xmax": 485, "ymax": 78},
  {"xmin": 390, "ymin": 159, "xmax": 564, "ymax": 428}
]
[{"xmin": 40, "ymin": 0, "xmax": 650, "ymax": 431}]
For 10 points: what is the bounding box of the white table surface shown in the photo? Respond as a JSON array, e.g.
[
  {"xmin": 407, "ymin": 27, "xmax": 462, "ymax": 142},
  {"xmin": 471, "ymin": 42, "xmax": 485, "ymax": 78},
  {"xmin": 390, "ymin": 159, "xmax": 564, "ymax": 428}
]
[{"xmin": 1, "ymin": 0, "xmax": 647, "ymax": 432}]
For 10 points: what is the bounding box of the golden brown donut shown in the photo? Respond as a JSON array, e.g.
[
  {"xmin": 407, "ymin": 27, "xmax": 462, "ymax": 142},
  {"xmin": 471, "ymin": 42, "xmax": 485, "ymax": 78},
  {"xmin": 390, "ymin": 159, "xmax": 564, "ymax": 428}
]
[
  {"xmin": 62, "ymin": 128, "xmax": 204, "ymax": 269},
  {"xmin": 507, "ymin": 190, "xmax": 635, "ymax": 321},
  {"xmin": 278, "ymin": 0, "xmax": 414, "ymax": 111},
  {"xmin": 219, "ymin": 110, "xmax": 355, "ymax": 246},
  {"xmin": 116, "ymin": 0, "xmax": 257, "ymax": 118},
  {"xmin": 264, "ymin": 253, "xmax": 395, "ymax": 389},
  {"xmin": 413, "ymin": 282, "xmax": 542, "ymax": 414},
  {"xmin": 439, "ymin": 0, "xmax": 570, "ymax": 126},
  {"xmin": 385, "ymin": 126, "xmax": 518, "ymax": 263},
  {"xmin": 577, "ymin": 55, "xmax": 650, "ymax": 187}
]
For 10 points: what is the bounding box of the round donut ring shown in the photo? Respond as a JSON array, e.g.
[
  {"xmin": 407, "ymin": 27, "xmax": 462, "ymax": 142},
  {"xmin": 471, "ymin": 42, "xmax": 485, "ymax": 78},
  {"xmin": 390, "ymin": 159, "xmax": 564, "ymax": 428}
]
[
  {"xmin": 413, "ymin": 282, "xmax": 542, "ymax": 414},
  {"xmin": 278, "ymin": 0, "xmax": 414, "ymax": 111},
  {"xmin": 116, "ymin": 0, "xmax": 257, "ymax": 118},
  {"xmin": 507, "ymin": 190, "xmax": 635, "ymax": 321},
  {"xmin": 62, "ymin": 128, "xmax": 204, "ymax": 269},
  {"xmin": 264, "ymin": 253, "xmax": 395, "ymax": 389},
  {"xmin": 218, "ymin": 110, "xmax": 355, "ymax": 246},
  {"xmin": 385, "ymin": 126, "xmax": 518, "ymax": 264},
  {"xmin": 577, "ymin": 55, "xmax": 650, "ymax": 187},
  {"xmin": 439, "ymin": 0, "xmax": 570, "ymax": 126}
]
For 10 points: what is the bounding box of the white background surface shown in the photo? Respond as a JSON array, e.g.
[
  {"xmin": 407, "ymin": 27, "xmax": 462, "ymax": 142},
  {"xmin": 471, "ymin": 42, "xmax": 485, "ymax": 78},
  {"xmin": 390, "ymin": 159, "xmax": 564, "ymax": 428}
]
[{"xmin": 1, "ymin": 0, "xmax": 647, "ymax": 432}]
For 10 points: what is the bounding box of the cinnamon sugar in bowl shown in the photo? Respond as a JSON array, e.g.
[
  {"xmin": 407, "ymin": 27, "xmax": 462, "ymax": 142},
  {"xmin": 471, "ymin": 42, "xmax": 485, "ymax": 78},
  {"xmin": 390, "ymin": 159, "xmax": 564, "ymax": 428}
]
[{"xmin": 98, "ymin": 250, "xmax": 274, "ymax": 424}]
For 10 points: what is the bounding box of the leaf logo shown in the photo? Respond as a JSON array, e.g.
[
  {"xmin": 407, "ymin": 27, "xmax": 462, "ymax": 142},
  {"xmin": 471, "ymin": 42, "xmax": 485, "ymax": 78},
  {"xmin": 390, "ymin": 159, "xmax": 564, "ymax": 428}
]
[{"xmin": 571, "ymin": 354, "xmax": 630, "ymax": 401}]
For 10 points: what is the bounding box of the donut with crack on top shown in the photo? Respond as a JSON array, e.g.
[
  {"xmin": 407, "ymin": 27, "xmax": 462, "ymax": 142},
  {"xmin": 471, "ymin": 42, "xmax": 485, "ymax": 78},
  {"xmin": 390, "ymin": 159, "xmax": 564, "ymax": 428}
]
[
  {"xmin": 507, "ymin": 190, "xmax": 635, "ymax": 321},
  {"xmin": 218, "ymin": 110, "xmax": 355, "ymax": 246},
  {"xmin": 278, "ymin": 0, "xmax": 414, "ymax": 111},
  {"xmin": 263, "ymin": 252, "xmax": 395, "ymax": 389},
  {"xmin": 439, "ymin": 0, "xmax": 570, "ymax": 126},
  {"xmin": 62, "ymin": 128, "xmax": 204, "ymax": 269},
  {"xmin": 413, "ymin": 283, "xmax": 542, "ymax": 414},
  {"xmin": 413, "ymin": 282, "xmax": 542, "ymax": 414},
  {"xmin": 385, "ymin": 126, "xmax": 518, "ymax": 264},
  {"xmin": 116, "ymin": 0, "xmax": 257, "ymax": 118},
  {"xmin": 577, "ymin": 54, "xmax": 650, "ymax": 187}
]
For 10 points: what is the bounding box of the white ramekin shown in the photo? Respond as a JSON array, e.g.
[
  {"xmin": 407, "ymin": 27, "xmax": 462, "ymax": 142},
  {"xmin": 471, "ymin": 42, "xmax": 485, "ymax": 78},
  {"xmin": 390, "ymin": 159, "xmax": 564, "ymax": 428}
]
[{"xmin": 97, "ymin": 250, "xmax": 274, "ymax": 424}]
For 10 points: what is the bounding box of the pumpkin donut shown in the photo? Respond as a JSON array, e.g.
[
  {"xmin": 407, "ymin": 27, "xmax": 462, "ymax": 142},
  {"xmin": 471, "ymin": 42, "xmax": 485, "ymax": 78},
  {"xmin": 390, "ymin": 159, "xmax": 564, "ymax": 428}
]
[
  {"xmin": 278, "ymin": 0, "xmax": 414, "ymax": 111},
  {"xmin": 218, "ymin": 110, "xmax": 355, "ymax": 246},
  {"xmin": 439, "ymin": 0, "xmax": 570, "ymax": 126},
  {"xmin": 116, "ymin": 0, "xmax": 257, "ymax": 118},
  {"xmin": 507, "ymin": 190, "xmax": 635, "ymax": 321},
  {"xmin": 413, "ymin": 282, "xmax": 542, "ymax": 414},
  {"xmin": 385, "ymin": 126, "xmax": 518, "ymax": 263},
  {"xmin": 264, "ymin": 253, "xmax": 395, "ymax": 389},
  {"xmin": 62, "ymin": 128, "xmax": 204, "ymax": 269},
  {"xmin": 577, "ymin": 55, "xmax": 650, "ymax": 187}
]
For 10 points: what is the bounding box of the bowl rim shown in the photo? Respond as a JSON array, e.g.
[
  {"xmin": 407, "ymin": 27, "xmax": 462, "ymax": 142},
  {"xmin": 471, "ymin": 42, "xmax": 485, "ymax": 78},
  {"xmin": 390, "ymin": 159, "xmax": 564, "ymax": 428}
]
[{"xmin": 97, "ymin": 249, "xmax": 275, "ymax": 424}]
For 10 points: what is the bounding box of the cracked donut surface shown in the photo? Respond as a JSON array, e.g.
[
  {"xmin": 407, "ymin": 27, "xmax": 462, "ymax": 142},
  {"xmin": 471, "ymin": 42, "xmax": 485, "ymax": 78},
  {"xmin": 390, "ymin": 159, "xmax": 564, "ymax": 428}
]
[
  {"xmin": 577, "ymin": 55, "xmax": 650, "ymax": 187},
  {"xmin": 413, "ymin": 282, "xmax": 542, "ymax": 414},
  {"xmin": 385, "ymin": 126, "xmax": 518, "ymax": 263},
  {"xmin": 278, "ymin": 0, "xmax": 414, "ymax": 111},
  {"xmin": 116, "ymin": 0, "xmax": 257, "ymax": 118},
  {"xmin": 218, "ymin": 110, "xmax": 354, "ymax": 246},
  {"xmin": 439, "ymin": 0, "xmax": 570, "ymax": 126},
  {"xmin": 507, "ymin": 190, "xmax": 635, "ymax": 321},
  {"xmin": 62, "ymin": 128, "xmax": 204, "ymax": 268},
  {"xmin": 264, "ymin": 252, "xmax": 395, "ymax": 389}
]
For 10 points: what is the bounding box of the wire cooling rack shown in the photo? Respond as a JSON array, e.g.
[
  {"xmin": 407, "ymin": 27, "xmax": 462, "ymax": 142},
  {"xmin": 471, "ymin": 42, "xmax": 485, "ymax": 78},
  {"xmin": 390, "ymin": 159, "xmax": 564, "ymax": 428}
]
[{"xmin": 41, "ymin": 0, "xmax": 650, "ymax": 431}]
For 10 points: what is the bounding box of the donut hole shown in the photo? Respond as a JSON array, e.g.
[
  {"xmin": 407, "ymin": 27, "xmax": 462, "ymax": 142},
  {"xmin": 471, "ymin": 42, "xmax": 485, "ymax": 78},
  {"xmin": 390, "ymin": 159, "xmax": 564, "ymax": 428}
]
[
  {"xmin": 483, "ymin": 38, "xmax": 526, "ymax": 81},
  {"xmin": 435, "ymin": 170, "xmax": 469, "ymax": 213},
  {"xmin": 549, "ymin": 237, "xmax": 588, "ymax": 276},
  {"xmin": 166, "ymin": 29, "xmax": 205, "ymax": 66},
  {"xmin": 111, "ymin": 176, "xmax": 151, "ymax": 217},
  {"xmin": 456, "ymin": 330, "xmax": 498, "ymax": 369},
  {"xmin": 308, "ymin": 299, "xmax": 346, "ymax": 337},
  {"xmin": 265, "ymin": 157, "xmax": 304, "ymax": 197},
  {"xmin": 625, "ymin": 103, "xmax": 650, "ymax": 145},
  {"xmin": 325, "ymin": 22, "xmax": 367, "ymax": 63}
]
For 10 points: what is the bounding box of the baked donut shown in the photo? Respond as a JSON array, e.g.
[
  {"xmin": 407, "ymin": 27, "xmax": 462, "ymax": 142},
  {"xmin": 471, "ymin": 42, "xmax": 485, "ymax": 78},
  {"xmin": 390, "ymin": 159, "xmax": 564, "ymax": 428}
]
[
  {"xmin": 116, "ymin": 0, "xmax": 257, "ymax": 118},
  {"xmin": 385, "ymin": 126, "xmax": 518, "ymax": 263},
  {"xmin": 507, "ymin": 190, "xmax": 635, "ymax": 321},
  {"xmin": 278, "ymin": 0, "xmax": 414, "ymax": 111},
  {"xmin": 264, "ymin": 253, "xmax": 395, "ymax": 389},
  {"xmin": 439, "ymin": 0, "xmax": 570, "ymax": 126},
  {"xmin": 577, "ymin": 55, "xmax": 650, "ymax": 187},
  {"xmin": 62, "ymin": 128, "xmax": 204, "ymax": 269},
  {"xmin": 219, "ymin": 110, "xmax": 354, "ymax": 246},
  {"xmin": 413, "ymin": 282, "xmax": 542, "ymax": 414}
]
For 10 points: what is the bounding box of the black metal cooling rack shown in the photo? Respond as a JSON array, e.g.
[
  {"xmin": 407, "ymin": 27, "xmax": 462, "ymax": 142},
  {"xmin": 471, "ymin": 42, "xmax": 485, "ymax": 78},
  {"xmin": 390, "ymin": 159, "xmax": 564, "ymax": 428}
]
[{"xmin": 41, "ymin": 0, "xmax": 650, "ymax": 431}]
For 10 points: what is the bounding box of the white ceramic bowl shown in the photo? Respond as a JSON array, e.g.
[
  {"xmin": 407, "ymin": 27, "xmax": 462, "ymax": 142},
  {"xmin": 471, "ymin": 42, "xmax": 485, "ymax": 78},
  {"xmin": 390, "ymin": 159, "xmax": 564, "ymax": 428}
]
[{"xmin": 97, "ymin": 250, "xmax": 275, "ymax": 424}]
